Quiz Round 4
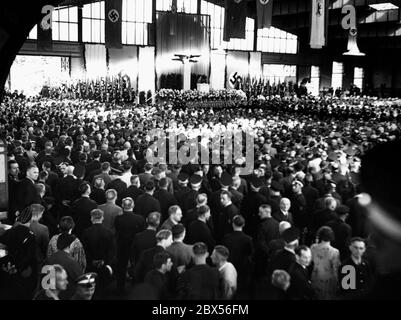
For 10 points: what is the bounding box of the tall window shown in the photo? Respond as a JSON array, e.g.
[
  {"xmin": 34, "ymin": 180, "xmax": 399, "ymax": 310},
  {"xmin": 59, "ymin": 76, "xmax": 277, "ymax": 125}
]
[
  {"xmin": 200, "ymin": 0, "xmax": 254, "ymax": 51},
  {"xmin": 122, "ymin": 0, "xmax": 152, "ymax": 45},
  {"xmin": 354, "ymin": 67, "xmax": 364, "ymax": 89},
  {"xmin": 332, "ymin": 61, "xmax": 343, "ymax": 89},
  {"xmin": 83, "ymin": 1, "xmax": 105, "ymax": 43},
  {"xmin": 52, "ymin": 6, "xmax": 78, "ymax": 42},
  {"xmin": 157, "ymin": 0, "xmax": 197, "ymax": 13},
  {"xmin": 263, "ymin": 64, "xmax": 297, "ymax": 83},
  {"xmin": 310, "ymin": 66, "xmax": 320, "ymax": 96},
  {"xmin": 257, "ymin": 27, "xmax": 298, "ymax": 54}
]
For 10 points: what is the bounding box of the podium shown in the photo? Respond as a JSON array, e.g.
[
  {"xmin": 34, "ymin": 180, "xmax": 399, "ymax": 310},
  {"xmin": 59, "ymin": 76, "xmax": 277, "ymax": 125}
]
[{"xmin": 197, "ymin": 83, "xmax": 210, "ymax": 93}]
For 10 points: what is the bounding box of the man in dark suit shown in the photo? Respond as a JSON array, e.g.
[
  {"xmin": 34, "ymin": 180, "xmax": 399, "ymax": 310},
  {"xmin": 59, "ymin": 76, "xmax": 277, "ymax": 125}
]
[
  {"xmin": 326, "ymin": 205, "xmax": 352, "ymax": 260},
  {"xmin": 166, "ymin": 224, "xmax": 193, "ymax": 270},
  {"xmin": 241, "ymin": 176, "xmax": 268, "ymax": 235},
  {"xmin": 90, "ymin": 177, "xmax": 106, "ymax": 205},
  {"xmin": 135, "ymin": 180, "xmax": 161, "ymax": 218},
  {"xmin": 177, "ymin": 242, "xmax": 221, "ymax": 300},
  {"xmin": 160, "ymin": 205, "xmax": 183, "ymax": 231},
  {"xmin": 144, "ymin": 251, "xmax": 174, "ymax": 299},
  {"xmin": 254, "ymin": 204, "xmax": 280, "ymax": 277},
  {"xmin": 154, "ymin": 178, "xmax": 177, "ymax": 221},
  {"xmin": 181, "ymin": 175, "xmax": 202, "ymax": 214},
  {"xmin": 56, "ymin": 165, "xmax": 80, "ymax": 216},
  {"xmin": 222, "ymin": 215, "xmax": 253, "ymax": 297},
  {"xmin": 70, "ymin": 183, "xmax": 98, "ymax": 237},
  {"xmin": 313, "ymin": 197, "xmax": 338, "ymax": 231},
  {"xmin": 288, "ymin": 245, "xmax": 315, "ymax": 300},
  {"xmin": 218, "ymin": 190, "xmax": 239, "ymax": 240},
  {"xmin": 133, "ymin": 229, "xmax": 173, "ymax": 283},
  {"xmin": 107, "ymin": 176, "xmax": 128, "ymax": 206},
  {"xmin": 269, "ymin": 227, "xmax": 300, "ymax": 274},
  {"xmin": 131, "ymin": 212, "xmax": 160, "ymax": 265},
  {"xmin": 122, "ymin": 175, "xmax": 144, "ymax": 202},
  {"xmin": 174, "ymin": 172, "xmax": 191, "ymax": 210},
  {"xmin": 81, "ymin": 209, "xmax": 116, "ymax": 297},
  {"xmin": 229, "ymin": 176, "xmax": 244, "ymax": 209},
  {"xmin": 138, "ymin": 163, "xmax": 153, "ymax": 188},
  {"xmin": 15, "ymin": 164, "xmax": 41, "ymax": 212},
  {"xmin": 209, "ymin": 172, "xmax": 232, "ymax": 233},
  {"xmin": 114, "ymin": 197, "xmax": 146, "ymax": 293},
  {"xmin": 186, "ymin": 205, "xmax": 215, "ymax": 253},
  {"xmin": 85, "ymin": 150, "xmax": 102, "ymax": 180},
  {"xmin": 273, "ymin": 198, "xmax": 294, "ymax": 225},
  {"xmin": 28, "ymin": 204, "xmax": 49, "ymax": 268},
  {"xmin": 8, "ymin": 160, "xmax": 20, "ymax": 223}
]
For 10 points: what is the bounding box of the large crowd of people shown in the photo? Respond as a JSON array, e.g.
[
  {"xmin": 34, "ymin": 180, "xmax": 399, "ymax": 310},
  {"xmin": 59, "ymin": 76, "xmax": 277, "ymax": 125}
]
[{"xmin": 0, "ymin": 89, "xmax": 401, "ymax": 300}]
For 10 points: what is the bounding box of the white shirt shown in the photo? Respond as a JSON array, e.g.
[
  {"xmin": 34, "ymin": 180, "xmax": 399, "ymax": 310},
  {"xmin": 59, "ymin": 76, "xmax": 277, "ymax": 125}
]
[{"xmin": 219, "ymin": 262, "xmax": 237, "ymax": 300}]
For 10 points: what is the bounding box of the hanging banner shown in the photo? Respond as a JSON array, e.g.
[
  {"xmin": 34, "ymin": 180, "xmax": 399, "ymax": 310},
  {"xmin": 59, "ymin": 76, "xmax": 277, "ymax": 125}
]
[
  {"xmin": 310, "ymin": 0, "xmax": 327, "ymax": 49},
  {"xmin": 224, "ymin": 0, "xmax": 247, "ymax": 41},
  {"xmin": 105, "ymin": 0, "xmax": 122, "ymax": 49},
  {"xmin": 37, "ymin": 5, "xmax": 54, "ymax": 51},
  {"xmin": 256, "ymin": 0, "xmax": 273, "ymax": 29}
]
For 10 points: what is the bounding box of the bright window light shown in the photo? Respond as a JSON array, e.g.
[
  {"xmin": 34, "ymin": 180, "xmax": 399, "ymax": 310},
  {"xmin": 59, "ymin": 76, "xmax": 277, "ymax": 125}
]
[{"xmin": 369, "ymin": 3, "xmax": 398, "ymax": 11}]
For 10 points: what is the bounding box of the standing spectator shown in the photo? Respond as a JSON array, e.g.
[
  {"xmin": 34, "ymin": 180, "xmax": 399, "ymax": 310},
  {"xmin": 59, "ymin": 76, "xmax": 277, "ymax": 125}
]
[
  {"xmin": 47, "ymin": 216, "xmax": 86, "ymax": 273},
  {"xmin": 288, "ymin": 245, "xmax": 315, "ymax": 300},
  {"xmin": 34, "ymin": 264, "xmax": 68, "ymax": 300},
  {"xmin": 178, "ymin": 242, "xmax": 221, "ymax": 300},
  {"xmin": 160, "ymin": 205, "xmax": 183, "ymax": 231},
  {"xmin": 123, "ymin": 175, "xmax": 143, "ymax": 202},
  {"xmin": 186, "ymin": 205, "xmax": 215, "ymax": 253},
  {"xmin": 15, "ymin": 164, "xmax": 41, "ymax": 212},
  {"xmin": 114, "ymin": 197, "xmax": 146, "ymax": 293},
  {"xmin": 131, "ymin": 212, "xmax": 160, "ymax": 266},
  {"xmin": 144, "ymin": 252, "xmax": 174, "ymax": 300},
  {"xmin": 310, "ymin": 226, "xmax": 341, "ymax": 300},
  {"xmin": 326, "ymin": 205, "xmax": 352, "ymax": 260},
  {"xmin": 98, "ymin": 189, "xmax": 123, "ymax": 232},
  {"xmin": 166, "ymin": 224, "xmax": 193, "ymax": 271},
  {"xmin": 211, "ymin": 245, "xmax": 237, "ymax": 300},
  {"xmin": 154, "ymin": 178, "xmax": 177, "ymax": 221},
  {"xmin": 29, "ymin": 204, "xmax": 49, "ymax": 269},
  {"xmin": 70, "ymin": 183, "xmax": 98, "ymax": 237},
  {"xmin": 90, "ymin": 177, "xmax": 106, "ymax": 205},
  {"xmin": 135, "ymin": 180, "xmax": 161, "ymax": 218}
]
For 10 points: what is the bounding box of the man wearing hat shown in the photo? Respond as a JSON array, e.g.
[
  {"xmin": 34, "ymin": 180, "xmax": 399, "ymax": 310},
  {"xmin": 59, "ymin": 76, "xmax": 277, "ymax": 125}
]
[
  {"xmin": 135, "ymin": 180, "xmax": 161, "ymax": 218},
  {"xmin": 268, "ymin": 227, "xmax": 300, "ymax": 274},
  {"xmin": 174, "ymin": 172, "xmax": 190, "ymax": 211},
  {"xmin": 0, "ymin": 206, "xmax": 38, "ymax": 299},
  {"xmin": 81, "ymin": 209, "xmax": 115, "ymax": 298},
  {"xmin": 45, "ymin": 233, "xmax": 83, "ymax": 299},
  {"xmin": 71, "ymin": 272, "xmax": 97, "ymax": 300}
]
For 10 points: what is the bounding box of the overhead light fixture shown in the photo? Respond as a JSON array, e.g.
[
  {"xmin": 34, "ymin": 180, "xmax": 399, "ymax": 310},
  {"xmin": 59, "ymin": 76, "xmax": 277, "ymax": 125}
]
[{"xmin": 369, "ymin": 3, "xmax": 399, "ymax": 11}]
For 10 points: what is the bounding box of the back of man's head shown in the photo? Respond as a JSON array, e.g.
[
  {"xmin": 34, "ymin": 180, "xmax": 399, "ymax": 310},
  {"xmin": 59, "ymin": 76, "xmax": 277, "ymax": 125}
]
[{"xmin": 147, "ymin": 212, "xmax": 161, "ymax": 228}]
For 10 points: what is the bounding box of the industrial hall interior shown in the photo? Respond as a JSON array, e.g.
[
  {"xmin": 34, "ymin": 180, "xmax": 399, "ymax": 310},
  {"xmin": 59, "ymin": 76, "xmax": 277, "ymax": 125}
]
[{"xmin": 1, "ymin": 0, "xmax": 401, "ymax": 301}]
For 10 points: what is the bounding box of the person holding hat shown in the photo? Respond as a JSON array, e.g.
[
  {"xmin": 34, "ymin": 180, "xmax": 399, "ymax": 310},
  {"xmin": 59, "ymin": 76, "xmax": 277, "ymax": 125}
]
[
  {"xmin": 135, "ymin": 180, "xmax": 161, "ymax": 218},
  {"xmin": 0, "ymin": 206, "xmax": 38, "ymax": 299},
  {"xmin": 45, "ymin": 232, "xmax": 83, "ymax": 299},
  {"xmin": 70, "ymin": 272, "xmax": 97, "ymax": 300},
  {"xmin": 177, "ymin": 242, "xmax": 221, "ymax": 300},
  {"xmin": 154, "ymin": 178, "xmax": 177, "ymax": 221},
  {"xmin": 166, "ymin": 224, "xmax": 193, "ymax": 271},
  {"xmin": 81, "ymin": 209, "xmax": 115, "ymax": 298},
  {"xmin": 114, "ymin": 197, "xmax": 146, "ymax": 294}
]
